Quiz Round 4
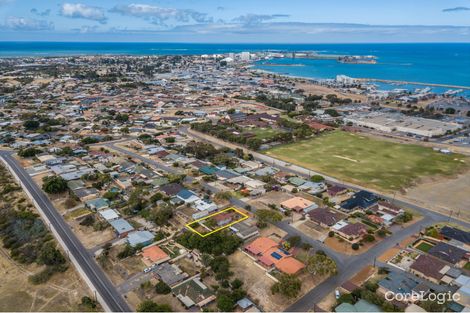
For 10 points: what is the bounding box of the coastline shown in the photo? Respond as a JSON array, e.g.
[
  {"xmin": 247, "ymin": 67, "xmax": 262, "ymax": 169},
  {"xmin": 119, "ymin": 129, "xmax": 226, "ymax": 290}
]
[{"xmin": 251, "ymin": 66, "xmax": 470, "ymax": 95}]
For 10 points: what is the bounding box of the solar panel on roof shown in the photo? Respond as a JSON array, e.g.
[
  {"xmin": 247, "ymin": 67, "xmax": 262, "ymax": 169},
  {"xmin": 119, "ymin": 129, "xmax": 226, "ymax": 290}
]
[{"xmin": 271, "ymin": 252, "xmax": 282, "ymax": 260}]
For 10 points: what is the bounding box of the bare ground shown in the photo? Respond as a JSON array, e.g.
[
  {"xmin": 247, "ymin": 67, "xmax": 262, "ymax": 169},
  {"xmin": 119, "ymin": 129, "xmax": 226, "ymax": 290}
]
[
  {"xmin": 0, "ymin": 247, "xmax": 92, "ymax": 312},
  {"xmin": 404, "ymin": 172, "xmax": 470, "ymax": 221}
]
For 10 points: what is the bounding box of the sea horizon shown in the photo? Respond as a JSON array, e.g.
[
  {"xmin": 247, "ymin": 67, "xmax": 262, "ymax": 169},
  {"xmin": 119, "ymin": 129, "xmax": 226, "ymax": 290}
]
[{"xmin": 2, "ymin": 41, "xmax": 469, "ymax": 95}]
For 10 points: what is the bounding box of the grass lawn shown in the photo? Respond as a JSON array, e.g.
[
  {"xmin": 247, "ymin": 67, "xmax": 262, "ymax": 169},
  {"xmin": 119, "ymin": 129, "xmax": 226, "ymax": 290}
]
[
  {"xmin": 465, "ymin": 262, "xmax": 470, "ymax": 270},
  {"xmin": 247, "ymin": 127, "xmax": 284, "ymax": 140},
  {"xmin": 265, "ymin": 131, "xmax": 469, "ymax": 191},
  {"xmin": 415, "ymin": 242, "xmax": 434, "ymax": 252}
]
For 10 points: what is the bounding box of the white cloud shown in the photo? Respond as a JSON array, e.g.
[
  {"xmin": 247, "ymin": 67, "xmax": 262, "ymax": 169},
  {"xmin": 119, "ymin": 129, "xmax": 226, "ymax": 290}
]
[
  {"xmin": 232, "ymin": 14, "xmax": 290, "ymax": 25},
  {"xmin": 3, "ymin": 16, "xmax": 54, "ymax": 31},
  {"xmin": 71, "ymin": 25, "xmax": 99, "ymax": 33},
  {"xmin": 60, "ymin": 3, "xmax": 107, "ymax": 24},
  {"xmin": 109, "ymin": 4, "xmax": 212, "ymax": 26}
]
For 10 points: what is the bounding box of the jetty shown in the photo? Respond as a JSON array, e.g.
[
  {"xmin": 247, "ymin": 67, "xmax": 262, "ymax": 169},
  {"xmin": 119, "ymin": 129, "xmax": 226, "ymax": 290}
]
[{"xmin": 358, "ymin": 78, "xmax": 470, "ymax": 90}]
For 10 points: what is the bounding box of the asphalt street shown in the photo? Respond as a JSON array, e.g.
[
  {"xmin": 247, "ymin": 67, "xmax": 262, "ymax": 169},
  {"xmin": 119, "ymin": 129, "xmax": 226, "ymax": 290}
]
[{"xmin": 0, "ymin": 150, "xmax": 130, "ymax": 312}]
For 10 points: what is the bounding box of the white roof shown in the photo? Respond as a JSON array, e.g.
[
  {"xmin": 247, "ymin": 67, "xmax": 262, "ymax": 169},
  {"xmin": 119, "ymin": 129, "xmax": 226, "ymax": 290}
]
[
  {"xmin": 99, "ymin": 209, "xmax": 119, "ymax": 221},
  {"xmin": 332, "ymin": 221, "xmax": 349, "ymax": 230}
]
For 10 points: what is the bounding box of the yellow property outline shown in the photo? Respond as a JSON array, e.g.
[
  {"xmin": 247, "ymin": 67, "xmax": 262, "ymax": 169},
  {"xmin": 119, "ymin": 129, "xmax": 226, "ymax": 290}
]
[{"xmin": 185, "ymin": 207, "xmax": 249, "ymax": 237}]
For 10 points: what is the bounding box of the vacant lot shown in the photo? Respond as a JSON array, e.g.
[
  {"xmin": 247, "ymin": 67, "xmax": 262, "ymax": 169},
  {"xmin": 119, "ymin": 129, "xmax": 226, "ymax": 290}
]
[
  {"xmin": 0, "ymin": 247, "xmax": 91, "ymax": 312},
  {"xmin": 265, "ymin": 131, "xmax": 468, "ymax": 191},
  {"xmin": 248, "ymin": 127, "xmax": 285, "ymax": 140}
]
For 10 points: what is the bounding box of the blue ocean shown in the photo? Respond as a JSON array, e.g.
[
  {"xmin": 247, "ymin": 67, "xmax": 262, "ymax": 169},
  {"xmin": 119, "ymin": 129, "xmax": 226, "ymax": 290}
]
[{"xmin": 1, "ymin": 42, "xmax": 470, "ymax": 92}]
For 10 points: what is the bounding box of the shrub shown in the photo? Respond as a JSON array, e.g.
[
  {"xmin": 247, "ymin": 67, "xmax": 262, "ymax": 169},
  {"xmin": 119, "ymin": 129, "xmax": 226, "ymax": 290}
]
[
  {"xmin": 352, "ymin": 243, "xmax": 360, "ymax": 250},
  {"xmin": 155, "ymin": 281, "xmax": 171, "ymax": 294}
]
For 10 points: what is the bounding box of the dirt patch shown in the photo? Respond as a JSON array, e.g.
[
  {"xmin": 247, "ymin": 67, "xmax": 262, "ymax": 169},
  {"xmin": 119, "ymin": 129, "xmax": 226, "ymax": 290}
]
[
  {"xmin": 229, "ymin": 250, "xmax": 326, "ymax": 312},
  {"xmin": 228, "ymin": 250, "xmax": 284, "ymax": 312},
  {"xmin": 349, "ymin": 265, "xmax": 376, "ymax": 286},
  {"xmin": 124, "ymin": 287, "xmax": 186, "ymax": 312},
  {"xmin": 296, "ymin": 82, "xmax": 367, "ymax": 103},
  {"xmin": 378, "ymin": 248, "xmax": 401, "ymax": 263},
  {"xmin": 404, "ymin": 172, "xmax": 470, "ymax": 222},
  {"xmin": 296, "ymin": 221, "xmax": 328, "ymax": 242},
  {"xmin": 70, "ymin": 220, "xmax": 115, "ymax": 249},
  {"xmin": 0, "ymin": 247, "xmax": 92, "ymax": 312},
  {"xmin": 248, "ymin": 191, "xmax": 293, "ymax": 211},
  {"xmin": 324, "ymin": 236, "xmax": 382, "ymax": 255},
  {"xmin": 316, "ymin": 291, "xmax": 337, "ymax": 312}
]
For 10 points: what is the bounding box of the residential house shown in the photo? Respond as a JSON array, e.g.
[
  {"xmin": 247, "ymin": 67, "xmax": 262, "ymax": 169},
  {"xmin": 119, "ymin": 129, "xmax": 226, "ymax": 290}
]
[
  {"xmin": 73, "ymin": 187, "xmax": 100, "ymax": 201},
  {"xmin": 160, "ymin": 183, "xmax": 184, "ymax": 196},
  {"xmin": 176, "ymin": 189, "xmax": 200, "ymax": 204},
  {"xmin": 98, "ymin": 209, "xmax": 120, "ymax": 222},
  {"xmin": 440, "ymin": 226, "xmax": 470, "ymax": 245},
  {"xmin": 335, "ymin": 299, "xmax": 382, "ymax": 312},
  {"xmin": 213, "ymin": 212, "xmax": 234, "ymax": 227},
  {"xmin": 280, "ymin": 197, "xmax": 314, "ymax": 213},
  {"xmin": 85, "ymin": 197, "xmax": 109, "ymax": 211},
  {"xmin": 377, "ymin": 272, "xmax": 420, "ymax": 302},
  {"xmin": 141, "ymin": 245, "xmax": 170, "ymax": 266},
  {"xmin": 109, "ymin": 218, "xmax": 135, "ymax": 238},
  {"xmin": 410, "ymin": 255, "xmax": 447, "ymax": 284},
  {"xmin": 236, "ymin": 298, "xmax": 260, "ymax": 312},
  {"xmin": 172, "ymin": 277, "xmax": 216, "ymax": 308},
  {"xmin": 340, "ymin": 190, "xmax": 378, "ymax": 212},
  {"xmin": 154, "ymin": 263, "xmax": 188, "ymax": 287},
  {"xmin": 230, "ymin": 219, "xmax": 259, "ymax": 240},
  {"xmin": 244, "ymin": 237, "xmax": 305, "ymax": 275},
  {"xmin": 308, "ymin": 208, "xmax": 345, "ymax": 228},
  {"xmin": 127, "ymin": 231, "xmax": 155, "ymax": 247},
  {"xmin": 335, "ymin": 223, "xmax": 368, "ymax": 243},
  {"xmin": 428, "ymin": 242, "xmax": 467, "ymax": 265}
]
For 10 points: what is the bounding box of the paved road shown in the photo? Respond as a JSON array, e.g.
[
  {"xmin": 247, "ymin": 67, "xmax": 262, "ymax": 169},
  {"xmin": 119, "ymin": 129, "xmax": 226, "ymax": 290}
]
[
  {"xmin": 0, "ymin": 151, "xmax": 131, "ymax": 312},
  {"xmin": 103, "ymin": 139, "xmax": 436, "ymax": 310},
  {"xmin": 179, "ymin": 127, "xmax": 470, "ymax": 311},
  {"xmin": 181, "ymin": 127, "xmax": 470, "ymax": 229}
]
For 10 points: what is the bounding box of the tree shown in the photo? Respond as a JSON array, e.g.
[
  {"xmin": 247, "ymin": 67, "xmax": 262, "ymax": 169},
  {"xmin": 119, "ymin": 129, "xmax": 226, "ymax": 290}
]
[
  {"xmin": 80, "ymin": 296, "xmax": 98, "ymax": 310},
  {"xmin": 155, "ymin": 281, "xmax": 171, "ymax": 294},
  {"xmin": 352, "ymin": 243, "xmax": 360, "ymax": 250},
  {"xmin": 23, "ymin": 120, "xmax": 40, "ymax": 130},
  {"xmin": 363, "ymin": 234, "xmax": 375, "ymax": 242},
  {"xmin": 337, "ymin": 293, "xmax": 355, "ymax": 304},
  {"xmin": 18, "ymin": 147, "xmax": 42, "ymax": 158},
  {"xmin": 306, "ymin": 253, "xmax": 338, "ymax": 276},
  {"xmin": 425, "ymin": 227, "xmax": 439, "ymax": 238},
  {"xmin": 286, "ymin": 236, "xmax": 302, "ymax": 248},
  {"xmin": 115, "ymin": 113, "xmax": 129, "ymax": 122},
  {"xmin": 210, "ymin": 256, "xmax": 233, "ymax": 281},
  {"xmin": 137, "ymin": 300, "xmax": 172, "ymax": 312},
  {"xmin": 152, "ymin": 206, "xmax": 173, "ymax": 226},
  {"xmin": 215, "ymin": 191, "xmax": 232, "ymax": 201},
  {"xmin": 444, "ymin": 108, "xmax": 456, "ymax": 114},
  {"xmin": 255, "ymin": 209, "xmax": 283, "ymax": 224},
  {"xmin": 217, "ymin": 294, "xmax": 235, "ymax": 312},
  {"xmin": 38, "ymin": 241, "xmax": 66, "ymax": 266},
  {"xmin": 310, "ymin": 175, "xmax": 325, "ymax": 183},
  {"xmin": 42, "ymin": 175, "xmax": 68, "ymax": 194},
  {"xmin": 81, "ymin": 137, "xmax": 99, "ymax": 144},
  {"xmin": 150, "ymin": 192, "xmax": 163, "ymax": 203},
  {"xmin": 271, "ymin": 274, "xmax": 302, "ymax": 299}
]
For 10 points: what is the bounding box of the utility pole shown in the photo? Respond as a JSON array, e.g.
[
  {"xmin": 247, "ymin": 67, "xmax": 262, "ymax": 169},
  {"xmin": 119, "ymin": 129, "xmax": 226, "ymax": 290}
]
[{"xmin": 448, "ymin": 210, "xmax": 453, "ymax": 223}]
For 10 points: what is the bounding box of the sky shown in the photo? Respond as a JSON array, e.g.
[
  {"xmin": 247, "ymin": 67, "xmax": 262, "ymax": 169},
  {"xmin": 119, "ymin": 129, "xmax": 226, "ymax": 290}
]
[{"xmin": 1, "ymin": 0, "xmax": 470, "ymax": 42}]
